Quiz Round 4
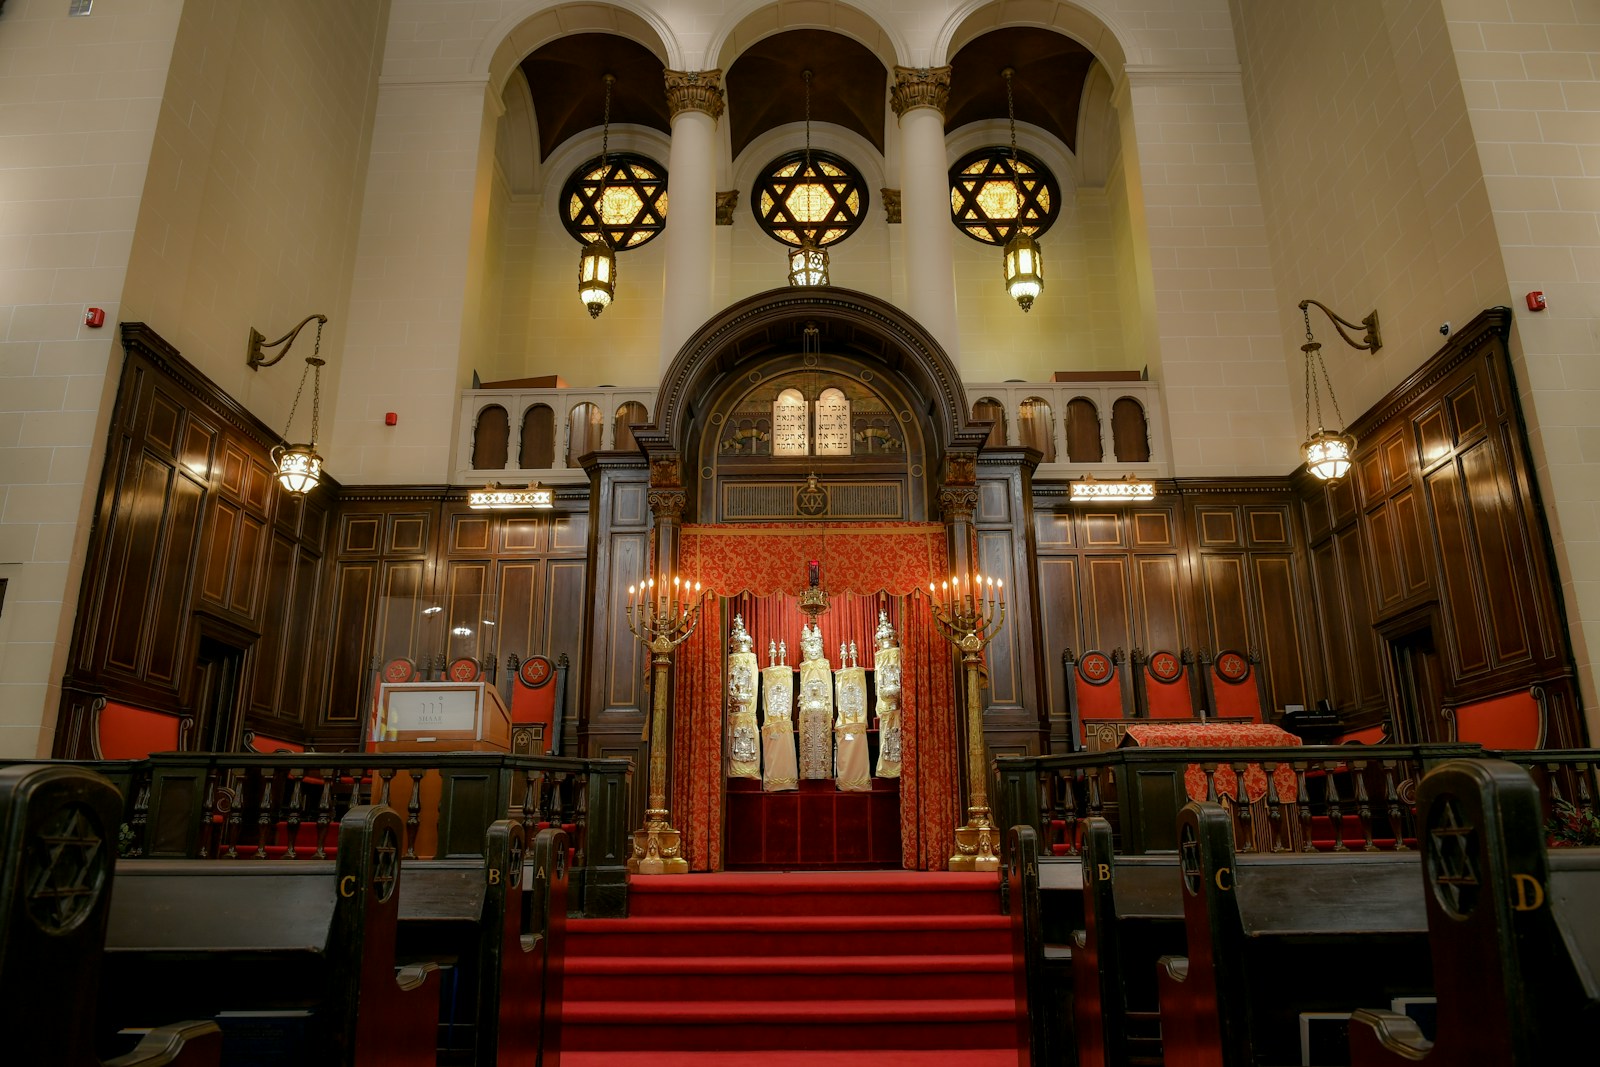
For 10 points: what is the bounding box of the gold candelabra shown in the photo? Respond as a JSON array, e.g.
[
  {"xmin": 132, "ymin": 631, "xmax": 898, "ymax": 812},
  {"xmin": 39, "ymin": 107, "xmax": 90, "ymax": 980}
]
[
  {"xmin": 930, "ymin": 572, "xmax": 1007, "ymax": 872},
  {"xmin": 624, "ymin": 574, "xmax": 703, "ymax": 874}
]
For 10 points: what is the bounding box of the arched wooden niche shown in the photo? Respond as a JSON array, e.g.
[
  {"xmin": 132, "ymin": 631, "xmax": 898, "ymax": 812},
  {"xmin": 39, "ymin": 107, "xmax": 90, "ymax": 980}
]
[
  {"xmin": 695, "ymin": 352, "xmax": 930, "ymax": 521},
  {"xmin": 639, "ymin": 289, "xmax": 988, "ymax": 523}
]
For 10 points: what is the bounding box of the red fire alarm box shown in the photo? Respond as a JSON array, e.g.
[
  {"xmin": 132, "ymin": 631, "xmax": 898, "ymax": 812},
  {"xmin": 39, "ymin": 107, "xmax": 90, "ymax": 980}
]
[
  {"xmin": 1525, "ymin": 291, "xmax": 1546, "ymax": 312},
  {"xmin": 84, "ymin": 307, "xmax": 106, "ymax": 328}
]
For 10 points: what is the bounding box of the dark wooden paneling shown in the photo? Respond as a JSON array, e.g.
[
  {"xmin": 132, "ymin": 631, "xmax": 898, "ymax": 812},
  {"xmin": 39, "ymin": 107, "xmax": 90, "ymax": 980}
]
[
  {"xmin": 342, "ymin": 515, "xmax": 382, "ymax": 555},
  {"xmin": 1459, "ymin": 439, "xmax": 1531, "ymax": 666},
  {"xmin": 1135, "ymin": 555, "xmax": 1183, "ymax": 652},
  {"xmin": 1199, "ymin": 555, "xmax": 1250, "ymax": 653},
  {"xmin": 228, "ymin": 513, "xmax": 265, "ymax": 617},
  {"xmin": 502, "ymin": 516, "xmax": 547, "ymax": 553},
  {"xmin": 145, "ymin": 472, "xmax": 205, "ymax": 686},
  {"xmin": 605, "ymin": 532, "xmax": 649, "ymax": 708},
  {"xmin": 1131, "ymin": 510, "xmax": 1172, "ymax": 548},
  {"xmin": 1082, "ymin": 512, "xmax": 1123, "ymax": 548},
  {"xmin": 1085, "ymin": 556, "xmax": 1132, "ymax": 650},
  {"xmin": 978, "ymin": 479, "xmax": 1010, "ymax": 523},
  {"xmin": 1035, "ymin": 509, "xmax": 1072, "ymax": 549},
  {"xmin": 1253, "ymin": 556, "xmax": 1309, "ymax": 711},
  {"xmin": 976, "ymin": 528, "xmax": 1021, "ymax": 706},
  {"xmin": 1365, "ymin": 503, "xmax": 1405, "ymax": 610},
  {"xmin": 451, "ymin": 514, "xmax": 493, "ymax": 554},
  {"xmin": 386, "ymin": 513, "xmax": 430, "ymax": 555},
  {"xmin": 1311, "ymin": 539, "xmax": 1359, "ymax": 713},
  {"xmin": 1037, "ymin": 556, "xmax": 1081, "ymax": 745},
  {"xmin": 1426, "ymin": 460, "xmax": 1491, "ymax": 675},
  {"xmin": 1197, "ymin": 508, "xmax": 1239, "ymax": 547},
  {"xmin": 553, "ymin": 512, "xmax": 589, "ymax": 552},
  {"xmin": 325, "ymin": 563, "xmax": 377, "ymax": 725},
  {"xmin": 1392, "ymin": 489, "xmax": 1432, "ymax": 598},
  {"xmin": 547, "ymin": 559, "xmax": 588, "ymax": 675}
]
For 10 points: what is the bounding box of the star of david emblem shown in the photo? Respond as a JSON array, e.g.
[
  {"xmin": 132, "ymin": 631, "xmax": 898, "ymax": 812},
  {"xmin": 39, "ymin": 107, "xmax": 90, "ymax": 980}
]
[
  {"xmin": 1151, "ymin": 652, "xmax": 1180, "ymax": 682},
  {"xmin": 1217, "ymin": 652, "xmax": 1248, "ymax": 682},
  {"xmin": 26, "ymin": 803, "xmax": 106, "ymax": 934},
  {"xmin": 371, "ymin": 828, "xmax": 399, "ymax": 903},
  {"xmin": 509, "ymin": 836, "xmax": 524, "ymax": 889},
  {"xmin": 1081, "ymin": 653, "xmax": 1112, "ymax": 684},
  {"xmin": 1426, "ymin": 797, "xmax": 1479, "ymax": 918},
  {"xmin": 1179, "ymin": 823, "xmax": 1201, "ymax": 897}
]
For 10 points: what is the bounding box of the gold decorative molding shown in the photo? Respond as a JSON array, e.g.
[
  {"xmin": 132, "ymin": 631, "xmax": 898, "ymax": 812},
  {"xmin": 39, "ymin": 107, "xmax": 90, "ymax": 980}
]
[
  {"xmin": 938, "ymin": 486, "xmax": 980, "ymax": 523},
  {"xmin": 880, "ymin": 187, "xmax": 901, "ymax": 224},
  {"xmin": 890, "ymin": 66, "xmax": 951, "ymax": 118},
  {"xmin": 716, "ymin": 190, "xmax": 739, "ymax": 226},
  {"xmin": 665, "ymin": 69, "xmax": 725, "ymax": 120}
]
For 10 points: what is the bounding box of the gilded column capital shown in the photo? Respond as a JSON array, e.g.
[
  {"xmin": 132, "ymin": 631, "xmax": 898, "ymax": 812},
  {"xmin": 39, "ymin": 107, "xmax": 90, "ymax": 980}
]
[
  {"xmin": 648, "ymin": 488, "xmax": 687, "ymax": 522},
  {"xmin": 938, "ymin": 486, "xmax": 980, "ymax": 523},
  {"xmin": 890, "ymin": 66, "xmax": 951, "ymax": 119},
  {"xmin": 880, "ymin": 188, "xmax": 901, "ymax": 224},
  {"xmin": 665, "ymin": 69, "xmax": 725, "ymax": 121}
]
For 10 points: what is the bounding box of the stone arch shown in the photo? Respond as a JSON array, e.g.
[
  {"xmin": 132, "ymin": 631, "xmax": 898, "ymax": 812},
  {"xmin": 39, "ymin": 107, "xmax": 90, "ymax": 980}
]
[
  {"xmin": 644, "ymin": 288, "xmax": 986, "ymax": 458},
  {"xmin": 476, "ymin": 2, "xmax": 682, "ymax": 99},
  {"xmin": 708, "ymin": 0, "xmax": 908, "ymax": 74},
  {"xmin": 935, "ymin": 0, "xmax": 1133, "ymax": 78}
]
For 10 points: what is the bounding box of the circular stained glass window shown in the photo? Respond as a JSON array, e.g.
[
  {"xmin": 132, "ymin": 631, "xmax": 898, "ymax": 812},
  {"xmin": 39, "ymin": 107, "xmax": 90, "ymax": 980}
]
[
  {"xmin": 752, "ymin": 149, "xmax": 869, "ymax": 248},
  {"xmin": 560, "ymin": 153, "xmax": 669, "ymax": 251},
  {"xmin": 948, "ymin": 146, "xmax": 1059, "ymax": 246}
]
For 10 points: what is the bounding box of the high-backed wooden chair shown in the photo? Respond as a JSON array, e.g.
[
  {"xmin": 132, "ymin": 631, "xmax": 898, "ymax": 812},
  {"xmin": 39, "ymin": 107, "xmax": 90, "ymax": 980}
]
[
  {"xmin": 1198, "ymin": 647, "xmax": 1270, "ymax": 722},
  {"xmin": 1064, "ymin": 647, "xmax": 1133, "ymax": 751},
  {"xmin": 1130, "ymin": 647, "xmax": 1202, "ymax": 720},
  {"xmin": 510, "ymin": 652, "xmax": 568, "ymax": 756}
]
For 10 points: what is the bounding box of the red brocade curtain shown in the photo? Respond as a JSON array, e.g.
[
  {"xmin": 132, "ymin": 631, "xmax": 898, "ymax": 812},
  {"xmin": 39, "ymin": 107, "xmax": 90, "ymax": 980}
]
[
  {"xmin": 670, "ymin": 524, "xmax": 958, "ymax": 871},
  {"xmin": 671, "ymin": 595, "xmax": 724, "ymax": 872}
]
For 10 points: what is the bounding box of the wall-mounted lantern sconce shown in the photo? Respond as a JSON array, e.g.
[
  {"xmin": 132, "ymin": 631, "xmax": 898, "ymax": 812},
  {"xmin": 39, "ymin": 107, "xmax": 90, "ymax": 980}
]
[
  {"xmin": 1298, "ymin": 299, "xmax": 1381, "ymax": 482},
  {"xmin": 247, "ymin": 313, "xmax": 328, "ymax": 495}
]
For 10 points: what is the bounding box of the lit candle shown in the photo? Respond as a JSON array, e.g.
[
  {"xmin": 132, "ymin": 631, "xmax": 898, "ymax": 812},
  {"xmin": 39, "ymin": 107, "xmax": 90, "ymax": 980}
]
[{"xmin": 998, "ymin": 578, "xmax": 1005, "ymax": 601}]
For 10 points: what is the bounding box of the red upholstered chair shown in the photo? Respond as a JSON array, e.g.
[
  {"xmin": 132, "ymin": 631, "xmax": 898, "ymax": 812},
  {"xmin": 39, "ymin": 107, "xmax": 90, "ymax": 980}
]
[
  {"xmin": 1064, "ymin": 647, "xmax": 1134, "ymax": 750},
  {"xmin": 1199, "ymin": 647, "xmax": 1269, "ymax": 723},
  {"xmin": 1130, "ymin": 647, "xmax": 1201, "ymax": 720},
  {"xmin": 510, "ymin": 652, "xmax": 569, "ymax": 756},
  {"xmin": 1444, "ymin": 688, "xmax": 1548, "ymax": 750}
]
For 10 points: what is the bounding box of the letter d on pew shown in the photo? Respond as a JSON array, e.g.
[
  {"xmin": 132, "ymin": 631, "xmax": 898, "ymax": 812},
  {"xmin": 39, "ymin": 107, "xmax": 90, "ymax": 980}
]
[{"xmin": 1510, "ymin": 872, "xmax": 1543, "ymax": 911}]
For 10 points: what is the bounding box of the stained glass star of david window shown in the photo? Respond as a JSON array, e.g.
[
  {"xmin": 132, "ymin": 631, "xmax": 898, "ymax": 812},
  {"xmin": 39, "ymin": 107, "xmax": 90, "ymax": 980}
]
[
  {"xmin": 948, "ymin": 146, "xmax": 1060, "ymax": 246},
  {"xmin": 753, "ymin": 150, "xmax": 868, "ymax": 249},
  {"xmin": 560, "ymin": 153, "xmax": 669, "ymax": 251}
]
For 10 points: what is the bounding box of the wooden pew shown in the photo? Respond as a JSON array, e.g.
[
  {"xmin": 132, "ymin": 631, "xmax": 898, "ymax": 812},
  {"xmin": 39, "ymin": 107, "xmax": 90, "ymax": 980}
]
[
  {"xmin": 100, "ymin": 803, "xmax": 441, "ymax": 1067},
  {"xmin": 0, "ymin": 763, "xmax": 221, "ymax": 1067},
  {"xmin": 1348, "ymin": 758, "xmax": 1600, "ymax": 1065},
  {"xmin": 1158, "ymin": 800, "xmax": 1432, "ymax": 1067},
  {"xmin": 1074, "ymin": 817, "xmax": 1185, "ymax": 1067},
  {"xmin": 1007, "ymin": 825, "xmax": 1080, "ymax": 1066},
  {"xmin": 398, "ymin": 823, "xmax": 569, "ymax": 1067}
]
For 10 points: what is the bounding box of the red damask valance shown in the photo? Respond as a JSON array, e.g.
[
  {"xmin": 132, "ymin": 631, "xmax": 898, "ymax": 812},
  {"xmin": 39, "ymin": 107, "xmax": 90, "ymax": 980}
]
[{"xmin": 677, "ymin": 522, "xmax": 950, "ymax": 597}]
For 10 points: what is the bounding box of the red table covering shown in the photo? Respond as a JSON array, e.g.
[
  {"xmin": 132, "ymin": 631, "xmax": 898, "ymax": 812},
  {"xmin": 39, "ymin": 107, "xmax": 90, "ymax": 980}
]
[{"xmin": 1123, "ymin": 722, "xmax": 1301, "ymax": 803}]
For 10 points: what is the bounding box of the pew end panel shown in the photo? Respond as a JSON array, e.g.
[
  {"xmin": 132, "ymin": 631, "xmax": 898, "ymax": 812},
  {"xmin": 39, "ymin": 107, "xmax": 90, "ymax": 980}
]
[
  {"xmin": 1349, "ymin": 759, "xmax": 1600, "ymax": 1066},
  {"xmin": 102, "ymin": 804, "xmax": 440, "ymax": 1067},
  {"xmin": 1074, "ymin": 817, "xmax": 1186, "ymax": 1067},
  {"xmin": 1171, "ymin": 801, "xmax": 1432, "ymax": 1067},
  {"xmin": 0, "ymin": 764, "xmax": 223, "ymax": 1067}
]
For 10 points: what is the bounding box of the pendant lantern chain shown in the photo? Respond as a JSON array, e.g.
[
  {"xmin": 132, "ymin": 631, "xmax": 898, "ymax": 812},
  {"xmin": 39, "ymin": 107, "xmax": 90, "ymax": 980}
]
[
  {"xmin": 1004, "ymin": 68, "xmax": 1021, "ymax": 220},
  {"xmin": 803, "ymin": 69, "xmax": 813, "ymax": 169},
  {"xmin": 284, "ymin": 317, "xmax": 324, "ymax": 447},
  {"xmin": 600, "ymin": 74, "xmax": 613, "ymax": 169},
  {"xmin": 1301, "ymin": 305, "xmax": 1346, "ymax": 437}
]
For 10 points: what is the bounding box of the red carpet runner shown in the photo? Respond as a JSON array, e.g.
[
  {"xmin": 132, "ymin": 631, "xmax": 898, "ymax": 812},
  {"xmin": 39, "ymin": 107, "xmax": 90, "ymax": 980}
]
[{"xmin": 560, "ymin": 870, "xmax": 1023, "ymax": 1067}]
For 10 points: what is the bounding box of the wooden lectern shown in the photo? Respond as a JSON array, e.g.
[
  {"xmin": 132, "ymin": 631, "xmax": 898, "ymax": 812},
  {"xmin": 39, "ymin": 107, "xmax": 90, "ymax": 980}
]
[{"xmin": 368, "ymin": 681, "xmax": 512, "ymax": 857}]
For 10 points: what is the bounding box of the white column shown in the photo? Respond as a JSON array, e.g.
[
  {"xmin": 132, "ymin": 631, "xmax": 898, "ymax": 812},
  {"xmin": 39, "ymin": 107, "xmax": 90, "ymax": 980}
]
[
  {"xmin": 891, "ymin": 66, "xmax": 960, "ymax": 364},
  {"xmin": 658, "ymin": 70, "xmax": 723, "ymax": 372}
]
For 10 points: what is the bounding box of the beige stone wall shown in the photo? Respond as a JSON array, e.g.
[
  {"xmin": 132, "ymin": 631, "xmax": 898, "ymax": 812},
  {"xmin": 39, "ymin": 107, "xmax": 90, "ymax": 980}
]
[
  {"xmin": 1231, "ymin": 0, "xmax": 1509, "ymax": 419},
  {"xmin": 0, "ymin": 0, "xmax": 185, "ymax": 755},
  {"xmin": 121, "ymin": 0, "xmax": 389, "ymax": 451},
  {"xmin": 1442, "ymin": 0, "xmax": 1600, "ymax": 725}
]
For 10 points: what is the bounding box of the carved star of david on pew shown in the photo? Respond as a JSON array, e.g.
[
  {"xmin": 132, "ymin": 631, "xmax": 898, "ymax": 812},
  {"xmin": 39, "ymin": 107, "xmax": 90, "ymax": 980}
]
[
  {"xmin": 1426, "ymin": 796, "xmax": 1480, "ymax": 918},
  {"xmin": 26, "ymin": 803, "xmax": 106, "ymax": 933},
  {"xmin": 510, "ymin": 835, "xmax": 524, "ymax": 889},
  {"xmin": 372, "ymin": 828, "xmax": 399, "ymax": 903},
  {"xmin": 1180, "ymin": 823, "xmax": 1201, "ymax": 896}
]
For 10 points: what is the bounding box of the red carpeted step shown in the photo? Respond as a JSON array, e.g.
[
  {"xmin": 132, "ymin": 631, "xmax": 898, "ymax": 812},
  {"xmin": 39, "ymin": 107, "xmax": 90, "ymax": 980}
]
[
  {"xmin": 625, "ymin": 870, "xmax": 1000, "ymax": 917},
  {"xmin": 560, "ymin": 997, "xmax": 1020, "ymax": 1052},
  {"xmin": 564, "ymin": 951, "xmax": 1014, "ymax": 1001},
  {"xmin": 561, "ymin": 1048, "xmax": 1023, "ymax": 1067},
  {"xmin": 565, "ymin": 912, "xmax": 1010, "ymax": 958},
  {"xmin": 560, "ymin": 869, "xmax": 1023, "ymax": 1057}
]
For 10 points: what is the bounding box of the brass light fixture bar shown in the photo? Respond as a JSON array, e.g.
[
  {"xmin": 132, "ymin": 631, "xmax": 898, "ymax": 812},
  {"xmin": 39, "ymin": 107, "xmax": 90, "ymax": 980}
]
[
  {"xmin": 247, "ymin": 313, "xmax": 327, "ymax": 370},
  {"xmin": 1298, "ymin": 299, "xmax": 1381, "ymax": 353}
]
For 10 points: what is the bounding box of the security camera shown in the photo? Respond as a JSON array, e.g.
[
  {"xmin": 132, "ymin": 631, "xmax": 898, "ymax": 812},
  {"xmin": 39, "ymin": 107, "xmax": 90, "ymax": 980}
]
[{"xmin": 1439, "ymin": 322, "xmax": 1451, "ymax": 336}]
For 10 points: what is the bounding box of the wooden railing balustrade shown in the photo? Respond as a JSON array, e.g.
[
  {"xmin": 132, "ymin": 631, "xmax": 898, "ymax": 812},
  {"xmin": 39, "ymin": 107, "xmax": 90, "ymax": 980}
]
[
  {"xmin": 994, "ymin": 744, "xmax": 1494, "ymax": 856},
  {"xmin": 7, "ymin": 753, "xmax": 632, "ymax": 916}
]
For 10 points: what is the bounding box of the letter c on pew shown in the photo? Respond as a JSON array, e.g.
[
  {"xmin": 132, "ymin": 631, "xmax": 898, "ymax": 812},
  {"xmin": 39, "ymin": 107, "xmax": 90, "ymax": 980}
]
[
  {"xmin": 1511, "ymin": 873, "xmax": 1545, "ymax": 911},
  {"xmin": 488, "ymin": 868, "xmax": 501, "ymax": 885},
  {"xmin": 1097, "ymin": 863, "xmax": 1112, "ymax": 882},
  {"xmin": 340, "ymin": 875, "xmax": 357, "ymax": 898},
  {"xmin": 1215, "ymin": 867, "xmax": 1233, "ymax": 891}
]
